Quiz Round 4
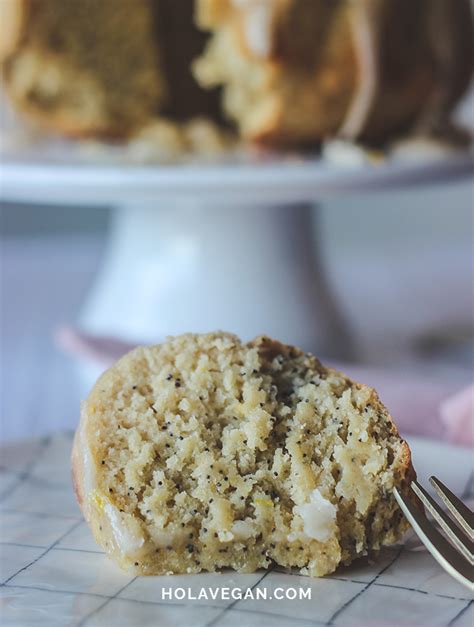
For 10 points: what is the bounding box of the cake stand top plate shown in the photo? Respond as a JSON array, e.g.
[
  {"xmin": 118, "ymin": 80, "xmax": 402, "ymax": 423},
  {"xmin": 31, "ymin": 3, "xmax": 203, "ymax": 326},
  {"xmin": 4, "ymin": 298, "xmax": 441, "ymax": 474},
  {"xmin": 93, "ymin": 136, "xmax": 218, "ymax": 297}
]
[{"xmin": 1, "ymin": 136, "xmax": 473, "ymax": 206}]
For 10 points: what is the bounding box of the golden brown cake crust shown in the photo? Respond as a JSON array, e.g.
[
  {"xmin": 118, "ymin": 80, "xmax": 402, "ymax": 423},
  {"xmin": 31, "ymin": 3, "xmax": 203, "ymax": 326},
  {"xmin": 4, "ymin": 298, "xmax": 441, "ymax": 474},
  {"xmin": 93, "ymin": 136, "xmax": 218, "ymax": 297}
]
[
  {"xmin": 0, "ymin": 0, "xmax": 27, "ymax": 60},
  {"xmin": 72, "ymin": 332, "xmax": 416, "ymax": 578},
  {"xmin": 1, "ymin": 0, "xmax": 166, "ymax": 139}
]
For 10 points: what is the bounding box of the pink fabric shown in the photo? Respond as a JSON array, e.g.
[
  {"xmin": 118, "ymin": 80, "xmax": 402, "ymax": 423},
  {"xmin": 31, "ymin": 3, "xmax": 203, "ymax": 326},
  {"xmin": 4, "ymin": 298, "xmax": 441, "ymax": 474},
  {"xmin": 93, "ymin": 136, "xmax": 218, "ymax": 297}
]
[
  {"xmin": 439, "ymin": 385, "xmax": 474, "ymax": 447},
  {"xmin": 331, "ymin": 363, "xmax": 472, "ymax": 446},
  {"xmin": 56, "ymin": 326, "xmax": 473, "ymax": 448},
  {"xmin": 56, "ymin": 326, "xmax": 136, "ymax": 365}
]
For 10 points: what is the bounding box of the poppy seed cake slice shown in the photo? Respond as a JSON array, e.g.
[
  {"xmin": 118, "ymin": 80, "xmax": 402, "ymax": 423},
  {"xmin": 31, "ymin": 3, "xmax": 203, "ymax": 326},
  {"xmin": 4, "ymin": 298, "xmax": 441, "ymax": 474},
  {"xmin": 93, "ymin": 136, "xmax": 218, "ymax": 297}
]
[{"xmin": 72, "ymin": 332, "xmax": 414, "ymax": 577}]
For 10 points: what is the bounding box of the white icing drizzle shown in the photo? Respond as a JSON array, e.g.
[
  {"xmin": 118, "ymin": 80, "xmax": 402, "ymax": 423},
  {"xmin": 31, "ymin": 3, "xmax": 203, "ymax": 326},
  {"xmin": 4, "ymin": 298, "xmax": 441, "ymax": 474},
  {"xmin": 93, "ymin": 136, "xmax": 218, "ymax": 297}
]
[
  {"xmin": 339, "ymin": 0, "xmax": 381, "ymax": 139},
  {"xmin": 76, "ymin": 408, "xmax": 97, "ymax": 507},
  {"xmin": 104, "ymin": 503, "xmax": 146, "ymax": 557},
  {"xmin": 81, "ymin": 437, "xmax": 96, "ymax": 498},
  {"xmin": 231, "ymin": 0, "xmax": 276, "ymax": 59},
  {"xmin": 294, "ymin": 489, "xmax": 337, "ymax": 542}
]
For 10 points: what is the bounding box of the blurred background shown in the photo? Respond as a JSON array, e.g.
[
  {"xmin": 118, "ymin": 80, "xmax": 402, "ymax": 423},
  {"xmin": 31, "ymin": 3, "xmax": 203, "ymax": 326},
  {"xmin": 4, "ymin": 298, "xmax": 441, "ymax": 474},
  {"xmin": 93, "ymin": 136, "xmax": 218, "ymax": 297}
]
[
  {"xmin": 1, "ymin": 181, "xmax": 473, "ymax": 442},
  {"xmin": 0, "ymin": 6, "xmax": 473, "ymax": 626},
  {"xmin": 0, "ymin": 0, "xmax": 473, "ymax": 446}
]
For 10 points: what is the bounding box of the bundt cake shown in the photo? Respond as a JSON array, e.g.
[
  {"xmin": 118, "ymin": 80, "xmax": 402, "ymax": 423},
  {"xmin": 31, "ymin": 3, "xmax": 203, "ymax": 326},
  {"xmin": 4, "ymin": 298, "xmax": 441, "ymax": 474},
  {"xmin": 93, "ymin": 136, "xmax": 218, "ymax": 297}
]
[
  {"xmin": 1, "ymin": 0, "xmax": 472, "ymax": 146},
  {"xmin": 195, "ymin": 0, "xmax": 473, "ymax": 145},
  {"xmin": 72, "ymin": 332, "xmax": 415, "ymax": 577}
]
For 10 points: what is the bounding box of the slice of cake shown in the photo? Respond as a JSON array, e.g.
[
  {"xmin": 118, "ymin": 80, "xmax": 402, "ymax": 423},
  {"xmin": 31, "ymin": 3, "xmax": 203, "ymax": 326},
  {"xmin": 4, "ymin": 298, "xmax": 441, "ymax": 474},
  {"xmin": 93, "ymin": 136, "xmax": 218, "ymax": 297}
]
[{"xmin": 72, "ymin": 332, "xmax": 415, "ymax": 577}]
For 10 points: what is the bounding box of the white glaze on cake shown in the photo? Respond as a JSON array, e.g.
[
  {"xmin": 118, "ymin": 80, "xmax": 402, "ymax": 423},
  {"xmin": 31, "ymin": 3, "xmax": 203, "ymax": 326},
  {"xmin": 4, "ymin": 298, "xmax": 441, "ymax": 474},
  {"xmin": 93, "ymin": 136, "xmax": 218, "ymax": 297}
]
[
  {"xmin": 293, "ymin": 489, "xmax": 337, "ymax": 542},
  {"xmin": 232, "ymin": 0, "xmax": 276, "ymax": 58},
  {"xmin": 339, "ymin": 0, "xmax": 381, "ymax": 139}
]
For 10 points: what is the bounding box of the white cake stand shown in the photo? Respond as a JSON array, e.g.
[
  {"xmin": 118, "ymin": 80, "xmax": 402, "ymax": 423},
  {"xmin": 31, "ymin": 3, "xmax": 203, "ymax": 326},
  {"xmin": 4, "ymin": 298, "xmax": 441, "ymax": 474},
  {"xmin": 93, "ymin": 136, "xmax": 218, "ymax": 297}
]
[{"xmin": 2, "ymin": 139, "xmax": 473, "ymax": 359}]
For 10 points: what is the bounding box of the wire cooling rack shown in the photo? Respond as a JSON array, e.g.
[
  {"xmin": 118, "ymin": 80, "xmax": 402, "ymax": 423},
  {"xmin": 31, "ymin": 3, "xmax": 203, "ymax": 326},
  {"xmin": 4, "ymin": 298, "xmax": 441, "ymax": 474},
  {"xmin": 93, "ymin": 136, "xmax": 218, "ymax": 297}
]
[{"xmin": 0, "ymin": 433, "xmax": 472, "ymax": 626}]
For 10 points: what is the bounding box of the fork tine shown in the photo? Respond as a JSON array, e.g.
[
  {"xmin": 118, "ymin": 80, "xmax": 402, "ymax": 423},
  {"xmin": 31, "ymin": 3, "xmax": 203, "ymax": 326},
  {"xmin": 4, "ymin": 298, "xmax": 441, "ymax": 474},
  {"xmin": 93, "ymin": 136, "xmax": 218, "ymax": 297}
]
[
  {"xmin": 411, "ymin": 481, "xmax": 474, "ymax": 565},
  {"xmin": 394, "ymin": 487, "xmax": 474, "ymax": 591},
  {"xmin": 430, "ymin": 476, "xmax": 474, "ymax": 540}
]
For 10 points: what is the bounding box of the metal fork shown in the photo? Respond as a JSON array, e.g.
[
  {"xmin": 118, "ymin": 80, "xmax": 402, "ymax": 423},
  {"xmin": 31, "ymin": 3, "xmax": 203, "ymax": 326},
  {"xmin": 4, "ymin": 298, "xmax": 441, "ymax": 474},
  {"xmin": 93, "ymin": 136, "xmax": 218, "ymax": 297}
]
[{"xmin": 394, "ymin": 476, "xmax": 474, "ymax": 591}]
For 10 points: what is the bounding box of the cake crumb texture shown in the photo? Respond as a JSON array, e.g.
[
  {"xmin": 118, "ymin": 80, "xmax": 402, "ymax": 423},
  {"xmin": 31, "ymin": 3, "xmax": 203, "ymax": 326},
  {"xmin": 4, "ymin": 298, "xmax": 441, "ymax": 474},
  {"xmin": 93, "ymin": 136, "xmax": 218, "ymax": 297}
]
[{"xmin": 72, "ymin": 332, "xmax": 414, "ymax": 577}]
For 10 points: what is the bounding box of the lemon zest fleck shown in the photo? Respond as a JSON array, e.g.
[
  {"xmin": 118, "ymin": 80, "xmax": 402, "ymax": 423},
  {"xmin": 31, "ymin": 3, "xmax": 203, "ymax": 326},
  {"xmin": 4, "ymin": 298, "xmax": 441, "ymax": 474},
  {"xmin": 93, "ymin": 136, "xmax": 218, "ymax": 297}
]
[
  {"xmin": 90, "ymin": 489, "xmax": 106, "ymax": 512},
  {"xmin": 255, "ymin": 497, "xmax": 273, "ymax": 508}
]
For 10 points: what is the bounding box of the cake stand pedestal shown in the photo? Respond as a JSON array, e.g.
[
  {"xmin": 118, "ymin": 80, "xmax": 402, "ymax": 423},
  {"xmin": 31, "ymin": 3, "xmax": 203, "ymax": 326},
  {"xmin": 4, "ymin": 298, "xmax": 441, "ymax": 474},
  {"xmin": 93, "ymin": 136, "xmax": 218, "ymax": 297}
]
[
  {"xmin": 2, "ymin": 148, "xmax": 472, "ymax": 371},
  {"xmin": 79, "ymin": 200, "xmax": 352, "ymax": 358}
]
